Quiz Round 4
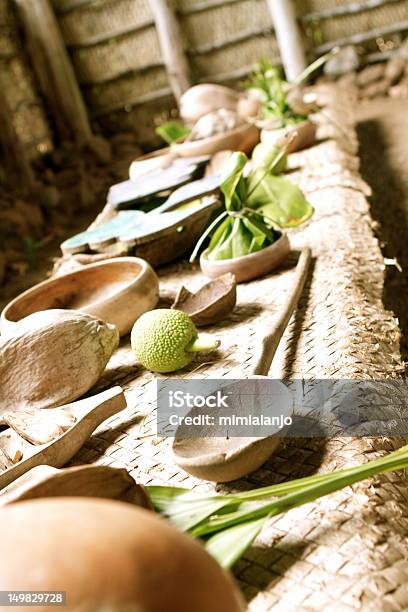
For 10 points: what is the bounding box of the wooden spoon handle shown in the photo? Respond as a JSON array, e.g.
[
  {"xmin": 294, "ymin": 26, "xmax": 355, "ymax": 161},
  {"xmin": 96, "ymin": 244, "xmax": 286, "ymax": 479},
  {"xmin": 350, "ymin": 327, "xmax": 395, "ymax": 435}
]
[{"xmin": 251, "ymin": 247, "xmax": 311, "ymax": 376}]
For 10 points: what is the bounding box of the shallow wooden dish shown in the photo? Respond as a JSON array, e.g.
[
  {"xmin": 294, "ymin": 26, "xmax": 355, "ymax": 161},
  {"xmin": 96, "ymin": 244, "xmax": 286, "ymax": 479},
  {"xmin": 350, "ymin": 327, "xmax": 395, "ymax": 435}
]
[
  {"xmin": 200, "ymin": 233, "xmax": 290, "ymax": 283},
  {"xmin": 172, "ymin": 123, "xmax": 259, "ymax": 158},
  {"xmin": 1, "ymin": 257, "xmax": 159, "ymax": 337},
  {"xmin": 260, "ymin": 119, "xmax": 316, "ymax": 153}
]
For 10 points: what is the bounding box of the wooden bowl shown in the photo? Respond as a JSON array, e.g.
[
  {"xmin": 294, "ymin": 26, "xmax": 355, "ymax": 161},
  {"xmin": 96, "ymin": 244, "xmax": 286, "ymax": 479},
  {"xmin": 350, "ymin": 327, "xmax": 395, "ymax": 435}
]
[
  {"xmin": 174, "ymin": 434, "xmax": 282, "ymax": 482},
  {"xmin": 172, "ymin": 123, "xmax": 259, "ymax": 158},
  {"xmin": 1, "ymin": 257, "xmax": 159, "ymax": 337},
  {"xmin": 200, "ymin": 233, "xmax": 290, "ymax": 283},
  {"xmin": 260, "ymin": 119, "xmax": 316, "ymax": 153},
  {"xmin": 173, "ymin": 378, "xmax": 293, "ymax": 482}
]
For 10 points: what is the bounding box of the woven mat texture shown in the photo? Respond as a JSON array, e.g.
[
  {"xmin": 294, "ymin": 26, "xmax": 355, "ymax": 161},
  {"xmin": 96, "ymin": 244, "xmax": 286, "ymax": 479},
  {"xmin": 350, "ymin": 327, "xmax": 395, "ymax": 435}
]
[{"xmin": 69, "ymin": 84, "xmax": 407, "ymax": 611}]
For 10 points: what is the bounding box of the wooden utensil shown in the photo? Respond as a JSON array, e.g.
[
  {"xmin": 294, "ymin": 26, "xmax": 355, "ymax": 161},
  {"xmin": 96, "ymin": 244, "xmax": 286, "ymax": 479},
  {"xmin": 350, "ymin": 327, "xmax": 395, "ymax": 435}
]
[
  {"xmin": 0, "ymin": 386, "xmax": 126, "ymax": 490},
  {"xmin": 173, "ymin": 247, "xmax": 311, "ymax": 482},
  {"xmin": 172, "ymin": 273, "xmax": 237, "ymax": 326},
  {"xmin": 1, "ymin": 257, "xmax": 159, "ymax": 337},
  {"xmin": 0, "ymin": 464, "xmax": 151, "ymax": 508}
]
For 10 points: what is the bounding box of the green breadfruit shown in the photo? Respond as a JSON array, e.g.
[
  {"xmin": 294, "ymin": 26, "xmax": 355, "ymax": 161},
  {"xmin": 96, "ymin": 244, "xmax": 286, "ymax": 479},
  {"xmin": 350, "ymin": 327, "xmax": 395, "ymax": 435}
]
[{"xmin": 131, "ymin": 309, "xmax": 219, "ymax": 373}]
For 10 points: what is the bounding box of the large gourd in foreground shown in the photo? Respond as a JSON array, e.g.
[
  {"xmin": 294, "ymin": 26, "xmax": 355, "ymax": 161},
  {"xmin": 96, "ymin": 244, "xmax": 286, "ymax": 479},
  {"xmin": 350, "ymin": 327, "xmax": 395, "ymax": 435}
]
[{"xmin": 0, "ymin": 498, "xmax": 245, "ymax": 612}]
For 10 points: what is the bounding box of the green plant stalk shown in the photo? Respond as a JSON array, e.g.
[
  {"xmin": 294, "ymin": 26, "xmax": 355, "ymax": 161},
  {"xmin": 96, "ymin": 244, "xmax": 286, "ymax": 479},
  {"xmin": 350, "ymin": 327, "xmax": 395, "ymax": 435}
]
[
  {"xmin": 192, "ymin": 445, "xmax": 408, "ymax": 537},
  {"xmin": 245, "ymin": 136, "xmax": 293, "ymax": 200},
  {"xmin": 147, "ymin": 444, "xmax": 408, "ymax": 567},
  {"xmin": 292, "ymin": 47, "xmax": 339, "ymax": 87},
  {"xmin": 186, "ymin": 334, "xmax": 220, "ymax": 353},
  {"xmin": 189, "ymin": 210, "xmax": 228, "ymax": 262}
]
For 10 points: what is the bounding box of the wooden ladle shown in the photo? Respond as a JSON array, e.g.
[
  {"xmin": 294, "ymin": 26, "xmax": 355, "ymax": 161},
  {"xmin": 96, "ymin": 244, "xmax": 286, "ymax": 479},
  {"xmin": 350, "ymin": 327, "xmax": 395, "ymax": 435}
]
[
  {"xmin": 0, "ymin": 386, "xmax": 126, "ymax": 490},
  {"xmin": 173, "ymin": 247, "xmax": 311, "ymax": 482}
]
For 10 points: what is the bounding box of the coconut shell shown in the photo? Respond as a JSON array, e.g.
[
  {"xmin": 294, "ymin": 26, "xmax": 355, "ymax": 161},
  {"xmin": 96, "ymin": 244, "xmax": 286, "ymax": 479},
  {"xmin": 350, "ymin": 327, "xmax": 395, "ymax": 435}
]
[
  {"xmin": 172, "ymin": 273, "xmax": 237, "ymax": 326},
  {"xmin": 0, "ymin": 498, "xmax": 246, "ymax": 612},
  {"xmin": 0, "ymin": 309, "xmax": 119, "ymax": 413},
  {"xmin": 180, "ymin": 84, "xmax": 240, "ymax": 124}
]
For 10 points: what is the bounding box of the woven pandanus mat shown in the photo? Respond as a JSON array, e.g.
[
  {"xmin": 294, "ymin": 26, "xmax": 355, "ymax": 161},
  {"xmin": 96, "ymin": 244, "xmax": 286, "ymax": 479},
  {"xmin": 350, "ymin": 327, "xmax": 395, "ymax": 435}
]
[{"xmin": 69, "ymin": 84, "xmax": 407, "ymax": 611}]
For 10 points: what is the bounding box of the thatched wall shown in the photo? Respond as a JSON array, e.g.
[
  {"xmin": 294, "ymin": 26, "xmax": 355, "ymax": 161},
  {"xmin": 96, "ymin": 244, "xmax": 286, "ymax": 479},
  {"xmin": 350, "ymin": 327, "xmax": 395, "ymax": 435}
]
[
  {"xmin": 0, "ymin": 0, "xmax": 51, "ymax": 156},
  {"xmin": 1, "ymin": 0, "xmax": 407, "ymax": 152},
  {"xmin": 52, "ymin": 0, "xmax": 407, "ymax": 146}
]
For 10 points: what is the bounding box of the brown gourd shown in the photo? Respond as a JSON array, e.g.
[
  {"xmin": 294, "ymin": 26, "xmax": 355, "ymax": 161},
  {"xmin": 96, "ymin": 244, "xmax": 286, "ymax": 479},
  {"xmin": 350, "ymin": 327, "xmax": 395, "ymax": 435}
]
[
  {"xmin": 0, "ymin": 498, "xmax": 246, "ymax": 612},
  {"xmin": 0, "ymin": 309, "xmax": 119, "ymax": 413}
]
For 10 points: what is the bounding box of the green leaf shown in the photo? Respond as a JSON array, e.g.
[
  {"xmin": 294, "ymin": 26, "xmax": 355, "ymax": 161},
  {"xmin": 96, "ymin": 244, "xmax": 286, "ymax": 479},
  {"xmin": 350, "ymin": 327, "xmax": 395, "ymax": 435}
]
[
  {"xmin": 205, "ymin": 517, "xmax": 267, "ymax": 569},
  {"xmin": 242, "ymin": 215, "xmax": 275, "ymax": 244},
  {"xmin": 220, "ymin": 152, "xmax": 248, "ymax": 211},
  {"xmin": 148, "ymin": 444, "xmax": 408, "ymax": 569},
  {"xmin": 147, "ymin": 486, "xmax": 232, "ymax": 532},
  {"xmin": 189, "ymin": 210, "xmax": 228, "ymax": 262},
  {"xmin": 155, "ymin": 121, "xmax": 191, "ymax": 144},
  {"xmin": 230, "ymin": 218, "xmax": 253, "ymax": 258},
  {"xmin": 248, "ymin": 175, "xmax": 314, "ymax": 228},
  {"xmin": 250, "ymin": 141, "xmax": 287, "ymax": 176},
  {"xmin": 207, "ymin": 216, "xmax": 233, "ymax": 253},
  {"xmin": 207, "ymin": 217, "xmax": 252, "ymax": 261}
]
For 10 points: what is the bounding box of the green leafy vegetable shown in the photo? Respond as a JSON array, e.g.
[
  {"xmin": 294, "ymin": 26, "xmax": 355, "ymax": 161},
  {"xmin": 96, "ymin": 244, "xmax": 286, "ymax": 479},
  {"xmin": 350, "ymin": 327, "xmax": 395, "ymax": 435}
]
[
  {"xmin": 190, "ymin": 142, "xmax": 313, "ymax": 262},
  {"xmin": 147, "ymin": 443, "xmax": 408, "ymax": 569},
  {"xmin": 246, "ymin": 50, "xmax": 338, "ymax": 126},
  {"xmin": 155, "ymin": 121, "xmax": 191, "ymax": 144},
  {"xmin": 248, "ymin": 175, "xmax": 314, "ymax": 228},
  {"xmin": 246, "ymin": 58, "xmax": 306, "ymax": 126}
]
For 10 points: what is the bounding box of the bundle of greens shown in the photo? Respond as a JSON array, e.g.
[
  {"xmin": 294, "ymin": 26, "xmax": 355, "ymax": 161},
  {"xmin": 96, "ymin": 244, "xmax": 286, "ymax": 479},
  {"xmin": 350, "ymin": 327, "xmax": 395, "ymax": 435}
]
[
  {"xmin": 246, "ymin": 50, "xmax": 337, "ymax": 126},
  {"xmin": 190, "ymin": 142, "xmax": 313, "ymax": 262},
  {"xmin": 246, "ymin": 58, "xmax": 306, "ymax": 126},
  {"xmin": 147, "ymin": 443, "xmax": 408, "ymax": 569}
]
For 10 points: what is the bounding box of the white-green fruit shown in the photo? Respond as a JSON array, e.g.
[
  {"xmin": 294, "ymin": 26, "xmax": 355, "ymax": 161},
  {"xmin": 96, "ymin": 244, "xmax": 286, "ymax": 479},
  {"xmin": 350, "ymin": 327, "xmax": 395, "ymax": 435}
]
[{"xmin": 131, "ymin": 309, "xmax": 219, "ymax": 373}]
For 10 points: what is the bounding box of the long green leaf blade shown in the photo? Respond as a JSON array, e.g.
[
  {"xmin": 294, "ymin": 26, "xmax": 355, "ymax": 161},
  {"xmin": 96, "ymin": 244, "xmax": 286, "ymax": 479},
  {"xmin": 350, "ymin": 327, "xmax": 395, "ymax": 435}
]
[
  {"xmin": 205, "ymin": 517, "xmax": 268, "ymax": 569},
  {"xmin": 220, "ymin": 152, "xmax": 247, "ymax": 211},
  {"xmin": 148, "ymin": 486, "xmax": 234, "ymax": 531}
]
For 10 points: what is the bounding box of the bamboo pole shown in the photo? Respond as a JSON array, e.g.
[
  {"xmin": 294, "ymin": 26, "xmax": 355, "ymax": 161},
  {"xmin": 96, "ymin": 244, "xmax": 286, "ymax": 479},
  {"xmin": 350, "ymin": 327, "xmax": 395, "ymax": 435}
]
[
  {"xmin": 14, "ymin": 0, "xmax": 92, "ymax": 145},
  {"xmin": 265, "ymin": 0, "xmax": 306, "ymax": 81},
  {"xmin": 149, "ymin": 0, "xmax": 192, "ymax": 102},
  {"xmin": 0, "ymin": 75, "xmax": 35, "ymax": 191}
]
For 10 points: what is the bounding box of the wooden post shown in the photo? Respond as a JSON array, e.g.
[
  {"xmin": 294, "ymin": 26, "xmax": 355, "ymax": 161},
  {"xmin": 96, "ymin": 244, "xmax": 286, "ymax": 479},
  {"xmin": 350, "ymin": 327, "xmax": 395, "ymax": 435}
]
[
  {"xmin": 14, "ymin": 0, "xmax": 92, "ymax": 145},
  {"xmin": 149, "ymin": 0, "xmax": 192, "ymax": 102},
  {"xmin": 0, "ymin": 76, "xmax": 35, "ymax": 191},
  {"xmin": 266, "ymin": 0, "xmax": 306, "ymax": 81}
]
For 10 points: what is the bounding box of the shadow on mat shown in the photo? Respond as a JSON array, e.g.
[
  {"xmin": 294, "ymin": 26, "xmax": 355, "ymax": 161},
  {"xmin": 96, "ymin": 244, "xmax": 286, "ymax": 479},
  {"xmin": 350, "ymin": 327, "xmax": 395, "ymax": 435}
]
[{"xmin": 357, "ymin": 119, "xmax": 408, "ymax": 368}]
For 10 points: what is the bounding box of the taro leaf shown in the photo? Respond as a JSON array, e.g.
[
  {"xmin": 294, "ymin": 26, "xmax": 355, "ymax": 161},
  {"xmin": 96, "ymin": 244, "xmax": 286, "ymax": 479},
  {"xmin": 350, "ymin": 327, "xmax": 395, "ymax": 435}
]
[
  {"xmin": 250, "ymin": 141, "xmax": 287, "ymax": 177},
  {"xmin": 155, "ymin": 121, "xmax": 191, "ymax": 144},
  {"xmin": 207, "ymin": 217, "xmax": 254, "ymax": 261},
  {"xmin": 204, "ymin": 516, "xmax": 268, "ymax": 569},
  {"xmin": 248, "ymin": 175, "xmax": 314, "ymax": 228},
  {"xmin": 242, "ymin": 216, "xmax": 275, "ymax": 253},
  {"xmin": 220, "ymin": 152, "xmax": 247, "ymax": 211},
  {"xmin": 207, "ymin": 215, "xmax": 233, "ymax": 255},
  {"xmin": 230, "ymin": 218, "xmax": 253, "ymax": 259},
  {"xmin": 146, "ymin": 486, "xmax": 232, "ymax": 532}
]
